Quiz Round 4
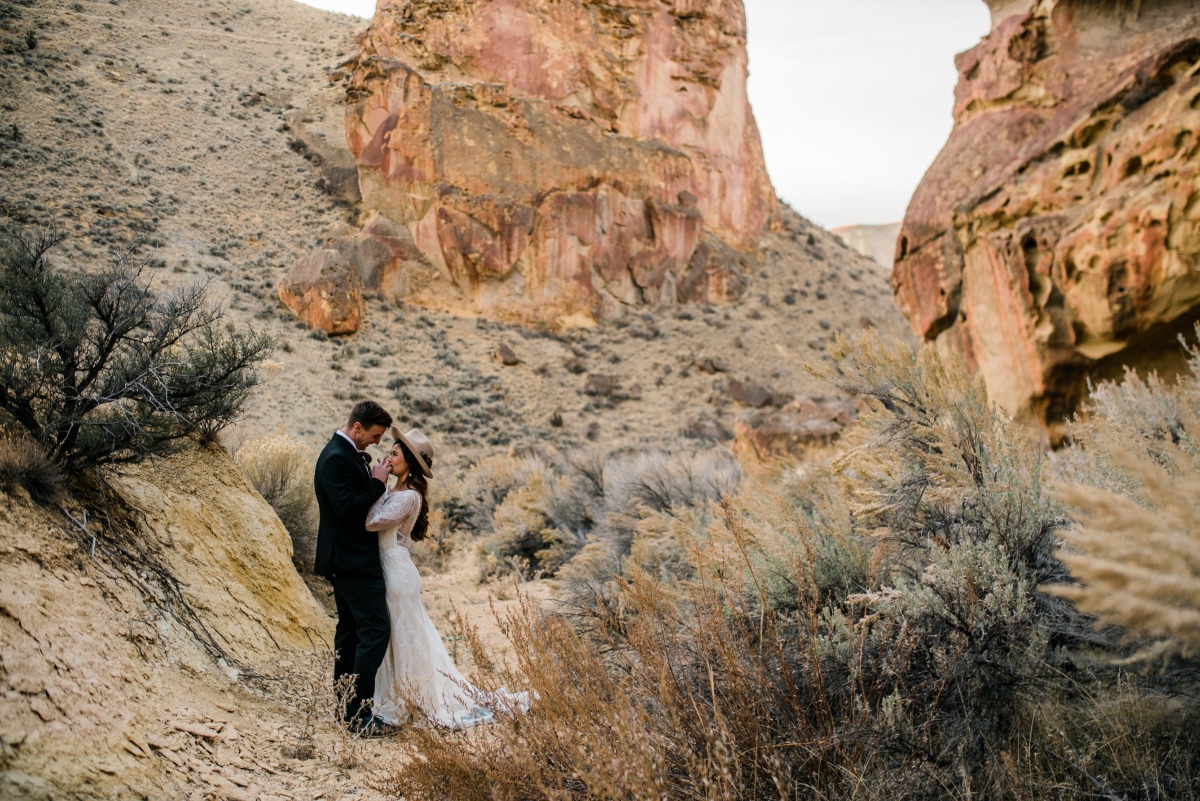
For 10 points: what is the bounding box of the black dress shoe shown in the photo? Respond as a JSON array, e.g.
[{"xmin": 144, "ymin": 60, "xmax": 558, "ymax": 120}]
[{"xmin": 353, "ymin": 716, "xmax": 400, "ymax": 739}]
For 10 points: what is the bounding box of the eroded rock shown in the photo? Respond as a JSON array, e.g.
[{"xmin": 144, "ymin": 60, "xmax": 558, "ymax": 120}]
[
  {"xmin": 277, "ymin": 248, "xmax": 364, "ymax": 335},
  {"xmin": 893, "ymin": 0, "xmax": 1200, "ymax": 436},
  {"xmin": 339, "ymin": 0, "xmax": 776, "ymax": 326},
  {"xmin": 732, "ymin": 398, "xmax": 856, "ymax": 465}
]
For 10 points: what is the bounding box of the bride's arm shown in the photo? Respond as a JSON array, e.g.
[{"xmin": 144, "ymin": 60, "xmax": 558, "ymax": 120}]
[{"xmin": 365, "ymin": 489, "xmax": 421, "ymax": 531}]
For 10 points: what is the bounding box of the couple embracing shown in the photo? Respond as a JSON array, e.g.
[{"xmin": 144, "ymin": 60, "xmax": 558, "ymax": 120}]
[{"xmin": 313, "ymin": 400, "xmax": 526, "ymax": 737}]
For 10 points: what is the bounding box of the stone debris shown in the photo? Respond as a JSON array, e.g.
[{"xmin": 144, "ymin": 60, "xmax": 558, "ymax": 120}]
[{"xmin": 495, "ymin": 343, "xmax": 521, "ymax": 366}]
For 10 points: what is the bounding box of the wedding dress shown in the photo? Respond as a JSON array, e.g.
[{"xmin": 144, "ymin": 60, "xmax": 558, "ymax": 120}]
[{"xmin": 365, "ymin": 488, "xmax": 528, "ymax": 729}]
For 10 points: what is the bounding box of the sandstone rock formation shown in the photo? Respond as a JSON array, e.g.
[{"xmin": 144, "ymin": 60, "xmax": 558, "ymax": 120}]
[
  {"xmin": 0, "ymin": 446, "xmax": 331, "ymax": 796},
  {"xmin": 278, "ymin": 247, "xmax": 364, "ymax": 334},
  {"xmin": 893, "ymin": 0, "xmax": 1200, "ymax": 436},
  {"xmin": 338, "ymin": 0, "xmax": 776, "ymax": 326}
]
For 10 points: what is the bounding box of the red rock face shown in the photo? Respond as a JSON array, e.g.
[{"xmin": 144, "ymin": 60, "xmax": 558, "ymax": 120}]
[
  {"xmin": 341, "ymin": 0, "xmax": 775, "ymax": 325},
  {"xmin": 894, "ymin": 0, "xmax": 1200, "ymax": 436},
  {"xmin": 278, "ymin": 249, "xmax": 364, "ymax": 335}
]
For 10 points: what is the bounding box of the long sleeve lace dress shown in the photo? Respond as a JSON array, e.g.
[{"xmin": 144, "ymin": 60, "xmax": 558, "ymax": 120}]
[{"xmin": 365, "ymin": 488, "xmax": 528, "ymax": 729}]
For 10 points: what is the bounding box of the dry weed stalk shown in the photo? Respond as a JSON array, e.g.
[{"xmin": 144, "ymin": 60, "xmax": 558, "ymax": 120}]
[
  {"xmin": 1051, "ymin": 438, "xmax": 1200, "ymax": 660},
  {"xmin": 234, "ymin": 429, "xmax": 317, "ymax": 567}
]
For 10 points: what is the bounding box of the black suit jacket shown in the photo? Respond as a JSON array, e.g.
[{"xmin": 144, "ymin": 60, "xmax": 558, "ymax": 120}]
[{"xmin": 313, "ymin": 433, "xmax": 387, "ymax": 578}]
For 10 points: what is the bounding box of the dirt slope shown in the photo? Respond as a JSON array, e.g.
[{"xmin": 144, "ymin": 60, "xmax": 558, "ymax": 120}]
[{"xmin": 0, "ymin": 0, "xmax": 911, "ymax": 477}]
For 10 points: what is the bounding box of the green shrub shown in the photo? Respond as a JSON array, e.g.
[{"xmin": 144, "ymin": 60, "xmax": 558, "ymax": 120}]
[{"xmin": 0, "ymin": 226, "xmax": 274, "ymax": 469}]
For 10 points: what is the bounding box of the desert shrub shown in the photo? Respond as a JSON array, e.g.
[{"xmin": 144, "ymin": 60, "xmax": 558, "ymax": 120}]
[
  {"xmin": 603, "ymin": 446, "xmax": 742, "ymax": 548},
  {"xmin": 378, "ymin": 332, "xmax": 1200, "ymax": 800},
  {"xmin": 0, "ymin": 433, "xmax": 63, "ymax": 505},
  {"xmin": 235, "ymin": 430, "xmax": 316, "ymax": 569},
  {"xmin": 438, "ymin": 454, "xmax": 543, "ymax": 536},
  {"xmin": 0, "ymin": 226, "xmax": 274, "ymax": 469},
  {"xmin": 477, "ymin": 446, "xmax": 741, "ymax": 581}
]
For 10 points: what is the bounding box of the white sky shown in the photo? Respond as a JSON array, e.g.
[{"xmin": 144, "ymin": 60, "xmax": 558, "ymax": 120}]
[{"xmin": 297, "ymin": 0, "xmax": 991, "ymax": 230}]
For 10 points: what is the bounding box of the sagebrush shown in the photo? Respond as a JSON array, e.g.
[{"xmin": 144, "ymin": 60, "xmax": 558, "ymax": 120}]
[
  {"xmin": 235, "ymin": 430, "xmax": 317, "ymax": 569},
  {"xmin": 375, "ymin": 331, "xmax": 1200, "ymax": 801},
  {"xmin": 0, "ymin": 225, "xmax": 273, "ymax": 468}
]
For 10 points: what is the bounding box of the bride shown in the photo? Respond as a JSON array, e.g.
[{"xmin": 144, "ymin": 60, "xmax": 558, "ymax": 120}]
[{"xmin": 365, "ymin": 427, "xmax": 528, "ymax": 729}]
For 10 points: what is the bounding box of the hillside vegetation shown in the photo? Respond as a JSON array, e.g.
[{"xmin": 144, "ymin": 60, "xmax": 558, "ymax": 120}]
[{"xmin": 374, "ymin": 331, "xmax": 1200, "ymax": 801}]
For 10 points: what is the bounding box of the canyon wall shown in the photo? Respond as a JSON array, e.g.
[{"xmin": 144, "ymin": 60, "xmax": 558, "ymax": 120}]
[
  {"xmin": 893, "ymin": 0, "xmax": 1200, "ymax": 436},
  {"xmin": 334, "ymin": 0, "xmax": 776, "ymax": 326}
]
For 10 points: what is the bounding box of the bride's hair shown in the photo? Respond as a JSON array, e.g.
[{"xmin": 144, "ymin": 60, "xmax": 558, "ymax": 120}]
[{"xmin": 397, "ymin": 441, "xmax": 430, "ymax": 542}]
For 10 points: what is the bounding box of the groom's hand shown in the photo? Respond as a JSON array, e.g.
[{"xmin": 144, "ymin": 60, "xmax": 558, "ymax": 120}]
[{"xmin": 370, "ymin": 460, "xmax": 391, "ymax": 483}]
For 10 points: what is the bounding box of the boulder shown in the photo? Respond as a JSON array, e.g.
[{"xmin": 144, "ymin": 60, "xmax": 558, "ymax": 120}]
[
  {"xmin": 278, "ymin": 248, "xmax": 364, "ymax": 335},
  {"xmin": 726, "ymin": 379, "xmax": 787, "ymax": 408},
  {"xmin": 732, "ymin": 398, "xmax": 856, "ymax": 465},
  {"xmin": 339, "ymin": 0, "xmax": 776, "ymax": 326},
  {"xmin": 584, "ymin": 374, "xmax": 615, "ymax": 397},
  {"xmin": 893, "ymin": 0, "xmax": 1200, "ymax": 437},
  {"xmin": 495, "ymin": 343, "xmax": 521, "ymax": 366},
  {"xmin": 681, "ymin": 416, "xmax": 732, "ymax": 441}
]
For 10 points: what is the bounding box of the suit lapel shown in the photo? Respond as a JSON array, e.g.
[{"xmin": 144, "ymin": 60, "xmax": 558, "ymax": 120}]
[{"xmin": 334, "ymin": 433, "xmax": 370, "ymax": 477}]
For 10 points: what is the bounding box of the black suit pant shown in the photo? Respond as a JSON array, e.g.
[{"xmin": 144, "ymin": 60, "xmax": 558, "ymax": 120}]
[{"xmin": 329, "ymin": 572, "xmax": 390, "ymax": 722}]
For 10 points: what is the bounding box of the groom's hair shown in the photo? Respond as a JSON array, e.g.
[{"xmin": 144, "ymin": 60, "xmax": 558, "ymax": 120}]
[{"xmin": 347, "ymin": 399, "xmax": 393, "ymax": 430}]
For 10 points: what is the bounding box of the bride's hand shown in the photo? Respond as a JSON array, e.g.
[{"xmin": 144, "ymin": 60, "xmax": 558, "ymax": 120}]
[{"xmin": 370, "ymin": 459, "xmax": 391, "ymax": 483}]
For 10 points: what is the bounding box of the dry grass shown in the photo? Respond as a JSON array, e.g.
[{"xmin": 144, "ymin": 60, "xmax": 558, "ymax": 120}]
[
  {"xmin": 0, "ymin": 433, "xmax": 63, "ymax": 505},
  {"xmin": 1050, "ymin": 353, "xmax": 1200, "ymax": 663},
  {"xmin": 235, "ymin": 430, "xmax": 317, "ymax": 569},
  {"xmin": 369, "ymin": 332, "xmax": 1200, "ymax": 800},
  {"xmin": 1052, "ymin": 445, "xmax": 1200, "ymax": 660}
]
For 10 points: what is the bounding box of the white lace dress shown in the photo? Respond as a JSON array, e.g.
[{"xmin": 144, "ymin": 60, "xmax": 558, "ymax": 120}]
[{"xmin": 365, "ymin": 488, "xmax": 526, "ymax": 729}]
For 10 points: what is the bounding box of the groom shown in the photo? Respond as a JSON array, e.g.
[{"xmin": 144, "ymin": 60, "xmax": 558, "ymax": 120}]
[{"xmin": 314, "ymin": 399, "xmax": 395, "ymax": 737}]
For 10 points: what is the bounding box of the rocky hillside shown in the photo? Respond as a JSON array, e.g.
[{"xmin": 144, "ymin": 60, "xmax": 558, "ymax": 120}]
[
  {"xmin": 0, "ymin": 0, "xmax": 910, "ymax": 477},
  {"xmin": 893, "ymin": 0, "xmax": 1200, "ymax": 438}
]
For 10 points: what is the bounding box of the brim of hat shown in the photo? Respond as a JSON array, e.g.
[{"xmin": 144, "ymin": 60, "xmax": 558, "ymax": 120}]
[{"xmin": 390, "ymin": 426, "xmax": 433, "ymax": 477}]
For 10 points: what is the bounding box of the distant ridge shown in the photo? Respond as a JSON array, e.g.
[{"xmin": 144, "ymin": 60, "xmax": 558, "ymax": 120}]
[{"xmin": 830, "ymin": 223, "xmax": 901, "ymax": 268}]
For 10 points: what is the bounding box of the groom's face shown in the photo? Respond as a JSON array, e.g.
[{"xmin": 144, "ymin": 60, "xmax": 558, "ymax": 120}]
[{"xmin": 350, "ymin": 423, "xmax": 388, "ymax": 451}]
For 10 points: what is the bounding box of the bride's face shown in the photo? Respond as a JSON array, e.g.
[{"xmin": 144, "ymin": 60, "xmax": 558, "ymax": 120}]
[{"xmin": 388, "ymin": 444, "xmax": 410, "ymax": 484}]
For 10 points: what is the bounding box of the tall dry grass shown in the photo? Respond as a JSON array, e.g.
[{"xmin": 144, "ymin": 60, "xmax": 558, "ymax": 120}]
[
  {"xmin": 0, "ymin": 433, "xmax": 63, "ymax": 505},
  {"xmin": 372, "ymin": 332, "xmax": 1200, "ymax": 800},
  {"xmin": 234, "ymin": 430, "xmax": 317, "ymax": 569},
  {"xmin": 1051, "ymin": 353, "xmax": 1200, "ymax": 665}
]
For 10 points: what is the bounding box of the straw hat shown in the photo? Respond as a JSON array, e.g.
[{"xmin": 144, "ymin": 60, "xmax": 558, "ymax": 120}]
[{"xmin": 390, "ymin": 427, "xmax": 434, "ymax": 477}]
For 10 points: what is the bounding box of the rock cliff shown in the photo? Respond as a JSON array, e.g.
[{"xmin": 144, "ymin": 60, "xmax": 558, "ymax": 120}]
[
  {"xmin": 332, "ymin": 0, "xmax": 776, "ymax": 327},
  {"xmin": 893, "ymin": 0, "xmax": 1200, "ymax": 436}
]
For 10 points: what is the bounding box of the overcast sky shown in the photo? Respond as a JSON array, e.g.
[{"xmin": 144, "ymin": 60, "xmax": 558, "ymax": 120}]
[{"xmin": 297, "ymin": 0, "xmax": 990, "ymax": 230}]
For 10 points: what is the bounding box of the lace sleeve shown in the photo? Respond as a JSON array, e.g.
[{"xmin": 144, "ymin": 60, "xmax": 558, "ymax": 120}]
[{"xmin": 365, "ymin": 489, "xmax": 422, "ymax": 532}]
